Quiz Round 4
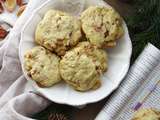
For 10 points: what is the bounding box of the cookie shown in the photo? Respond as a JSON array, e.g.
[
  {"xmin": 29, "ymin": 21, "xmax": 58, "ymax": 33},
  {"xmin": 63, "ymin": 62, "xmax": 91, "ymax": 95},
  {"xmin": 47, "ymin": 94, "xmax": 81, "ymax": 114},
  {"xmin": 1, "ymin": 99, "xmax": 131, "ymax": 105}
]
[
  {"xmin": 132, "ymin": 108, "xmax": 160, "ymax": 120},
  {"xmin": 81, "ymin": 6, "xmax": 124, "ymax": 48},
  {"xmin": 24, "ymin": 46, "xmax": 61, "ymax": 87},
  {"xmin": 35, "ymin": 9, "xmax": 82, "ymax": 56},
  {"xmin": 60, "ymin": 42, "xmax": 108, "ymax": 91},
  {"xmin": 77, "ymin": 42, "xmax": 108, "ymax": 72}
]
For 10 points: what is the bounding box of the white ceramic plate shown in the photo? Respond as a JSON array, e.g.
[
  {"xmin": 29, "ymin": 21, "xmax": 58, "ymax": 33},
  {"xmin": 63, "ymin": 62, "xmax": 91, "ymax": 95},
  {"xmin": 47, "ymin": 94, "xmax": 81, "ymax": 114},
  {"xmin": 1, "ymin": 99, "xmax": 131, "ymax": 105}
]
[{"xmin": 19, "ymin": 0, "xmax": 132, "ymax": 106}]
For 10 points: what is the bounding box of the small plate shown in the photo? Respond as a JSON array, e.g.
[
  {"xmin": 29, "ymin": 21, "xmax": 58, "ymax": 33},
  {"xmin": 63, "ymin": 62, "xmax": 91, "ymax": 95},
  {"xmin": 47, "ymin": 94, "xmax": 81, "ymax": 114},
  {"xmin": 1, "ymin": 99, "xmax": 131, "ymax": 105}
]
[{"xmin": 19, "ymin": 0, "xmax": 132, "ymax": 106}]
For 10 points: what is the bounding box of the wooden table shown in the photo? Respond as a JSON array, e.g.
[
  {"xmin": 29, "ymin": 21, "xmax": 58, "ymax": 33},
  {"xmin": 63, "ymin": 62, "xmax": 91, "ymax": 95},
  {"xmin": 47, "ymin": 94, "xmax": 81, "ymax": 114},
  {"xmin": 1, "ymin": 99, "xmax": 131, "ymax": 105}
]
[{"xmin": 72, "ymin": 1, "xmax": 132, "ymax": 119}]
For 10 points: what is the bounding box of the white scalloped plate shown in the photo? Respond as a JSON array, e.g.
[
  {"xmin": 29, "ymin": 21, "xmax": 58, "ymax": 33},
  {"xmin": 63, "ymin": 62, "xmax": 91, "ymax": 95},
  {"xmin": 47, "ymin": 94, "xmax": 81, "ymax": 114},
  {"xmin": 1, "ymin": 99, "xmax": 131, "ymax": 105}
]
[{"xmin": 19, "ymin": 0, "xmax": 132, "ymax": 106}]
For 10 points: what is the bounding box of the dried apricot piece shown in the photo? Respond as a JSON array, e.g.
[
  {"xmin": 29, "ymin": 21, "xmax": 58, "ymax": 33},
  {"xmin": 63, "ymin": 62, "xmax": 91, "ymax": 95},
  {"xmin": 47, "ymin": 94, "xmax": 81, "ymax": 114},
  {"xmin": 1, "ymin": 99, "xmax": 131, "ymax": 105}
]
[
  {"xmin": 17, "ymin": 4, "xmax": 26, "ymax": 17},
  {"xmin": 4, "ymin": 0, "xmax": 16, "ymax": 12}
]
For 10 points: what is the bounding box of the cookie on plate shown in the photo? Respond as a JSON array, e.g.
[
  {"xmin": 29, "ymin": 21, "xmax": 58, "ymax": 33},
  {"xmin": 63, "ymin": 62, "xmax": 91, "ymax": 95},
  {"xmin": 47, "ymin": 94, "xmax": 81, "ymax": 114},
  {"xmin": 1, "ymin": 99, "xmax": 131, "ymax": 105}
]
[
  {"xmin": 77, "ymin": 42, "xmax": 108, "ymax": 72},
  {"xmin": 60, "ymin": 42, "xmax": 108, "ymax": 91},
  {"xmin": 81, "ymin": 6, "xmax": 124, "ymax": 48},
  {"xmin": 24, "ymin": 46, "xmax": 61, "ymax": 87},
  {"xmin": 132, "ymin": 108, "xmax": 160, "ymax": 120},
  {"xmin": 35, "ymin": 9, "xmax": 82, "ymax": 56}
]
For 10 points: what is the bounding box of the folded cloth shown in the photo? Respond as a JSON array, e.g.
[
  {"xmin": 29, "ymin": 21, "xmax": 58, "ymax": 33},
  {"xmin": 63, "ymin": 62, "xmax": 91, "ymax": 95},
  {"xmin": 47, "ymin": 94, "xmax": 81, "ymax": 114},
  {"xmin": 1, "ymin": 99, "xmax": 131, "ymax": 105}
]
[{"xmin": 0, "ymin": 0, "xmax": 51, "ymax": 119}]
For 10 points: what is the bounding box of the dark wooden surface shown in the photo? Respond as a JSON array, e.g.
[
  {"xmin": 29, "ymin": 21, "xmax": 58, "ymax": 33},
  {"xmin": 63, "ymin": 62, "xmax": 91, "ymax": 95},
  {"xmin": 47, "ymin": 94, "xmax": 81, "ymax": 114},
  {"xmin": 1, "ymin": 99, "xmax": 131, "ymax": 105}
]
[{"xmin": 73, "ymin": 1, "xmax": 132, "ymax": 120}]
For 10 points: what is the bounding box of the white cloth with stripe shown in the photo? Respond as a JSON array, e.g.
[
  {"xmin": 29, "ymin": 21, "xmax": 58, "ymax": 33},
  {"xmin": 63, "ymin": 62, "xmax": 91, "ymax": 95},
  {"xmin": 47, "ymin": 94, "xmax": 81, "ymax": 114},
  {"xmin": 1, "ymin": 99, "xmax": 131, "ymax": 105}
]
[{"xmin": 0, "ymin": 0, "xmax": 50, "ymax": 119}]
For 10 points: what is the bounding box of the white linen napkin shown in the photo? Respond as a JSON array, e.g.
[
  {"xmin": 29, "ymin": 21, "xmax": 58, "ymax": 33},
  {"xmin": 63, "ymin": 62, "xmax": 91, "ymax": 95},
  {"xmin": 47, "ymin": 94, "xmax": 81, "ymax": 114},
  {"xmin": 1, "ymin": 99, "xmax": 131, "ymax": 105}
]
[{"xmin": 0, "ymin": 0, "xmax": 51, "ymax": 119}]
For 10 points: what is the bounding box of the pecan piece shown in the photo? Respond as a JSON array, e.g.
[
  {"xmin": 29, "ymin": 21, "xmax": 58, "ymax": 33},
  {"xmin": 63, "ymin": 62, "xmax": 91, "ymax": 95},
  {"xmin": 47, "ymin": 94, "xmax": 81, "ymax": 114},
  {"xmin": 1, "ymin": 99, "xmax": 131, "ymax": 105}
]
[
  {"xmin": 16, "ymin": 0, "xmax": 22, "ymax": 6},
  {"xmin": 0, "ymin": 26, "xmax": 8, "ymax": 39},
  {"xmin": 0, "ymin": 0, "xmax": 6, "ymax": 2},
  {"xmin": 0, "ymin": 2, "xmax": 4, "ymax": 13}
]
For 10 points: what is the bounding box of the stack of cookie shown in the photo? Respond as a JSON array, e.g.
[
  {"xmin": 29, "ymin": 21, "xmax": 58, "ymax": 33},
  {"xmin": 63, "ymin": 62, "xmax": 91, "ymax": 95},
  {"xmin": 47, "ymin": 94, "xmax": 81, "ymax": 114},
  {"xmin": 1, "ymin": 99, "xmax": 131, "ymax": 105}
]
[{"xmin": 24, "ymin": 6, "xmax": 124, "ymax": 92}]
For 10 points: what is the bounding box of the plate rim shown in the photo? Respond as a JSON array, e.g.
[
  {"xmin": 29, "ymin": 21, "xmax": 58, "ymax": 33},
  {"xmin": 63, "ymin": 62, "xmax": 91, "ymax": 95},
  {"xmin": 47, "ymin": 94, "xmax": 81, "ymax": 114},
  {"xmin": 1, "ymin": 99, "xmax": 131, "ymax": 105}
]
[{"xmin": 19, "ymin": 0, "xmax": 132, "ymax": 106}]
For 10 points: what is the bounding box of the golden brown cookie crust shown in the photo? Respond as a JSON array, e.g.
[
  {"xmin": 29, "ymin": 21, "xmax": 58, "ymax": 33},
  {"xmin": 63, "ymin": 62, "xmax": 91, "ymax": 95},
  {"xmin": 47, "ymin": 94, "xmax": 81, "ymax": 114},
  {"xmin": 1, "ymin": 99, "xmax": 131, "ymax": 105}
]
[
  {"xmin": 81, "ymin": 6, "xmax": 124, "ymax": 48},
  {"xmin": 35, "ymin": 9, "xmax": 82, "ymax": 56},
  {"xmin": 24, "ymin": 46, "xmax": 61, "ymax": 87},
  {"xmin": 60, "ymin": 42, "xmax": 108, "ymax": 91}
]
